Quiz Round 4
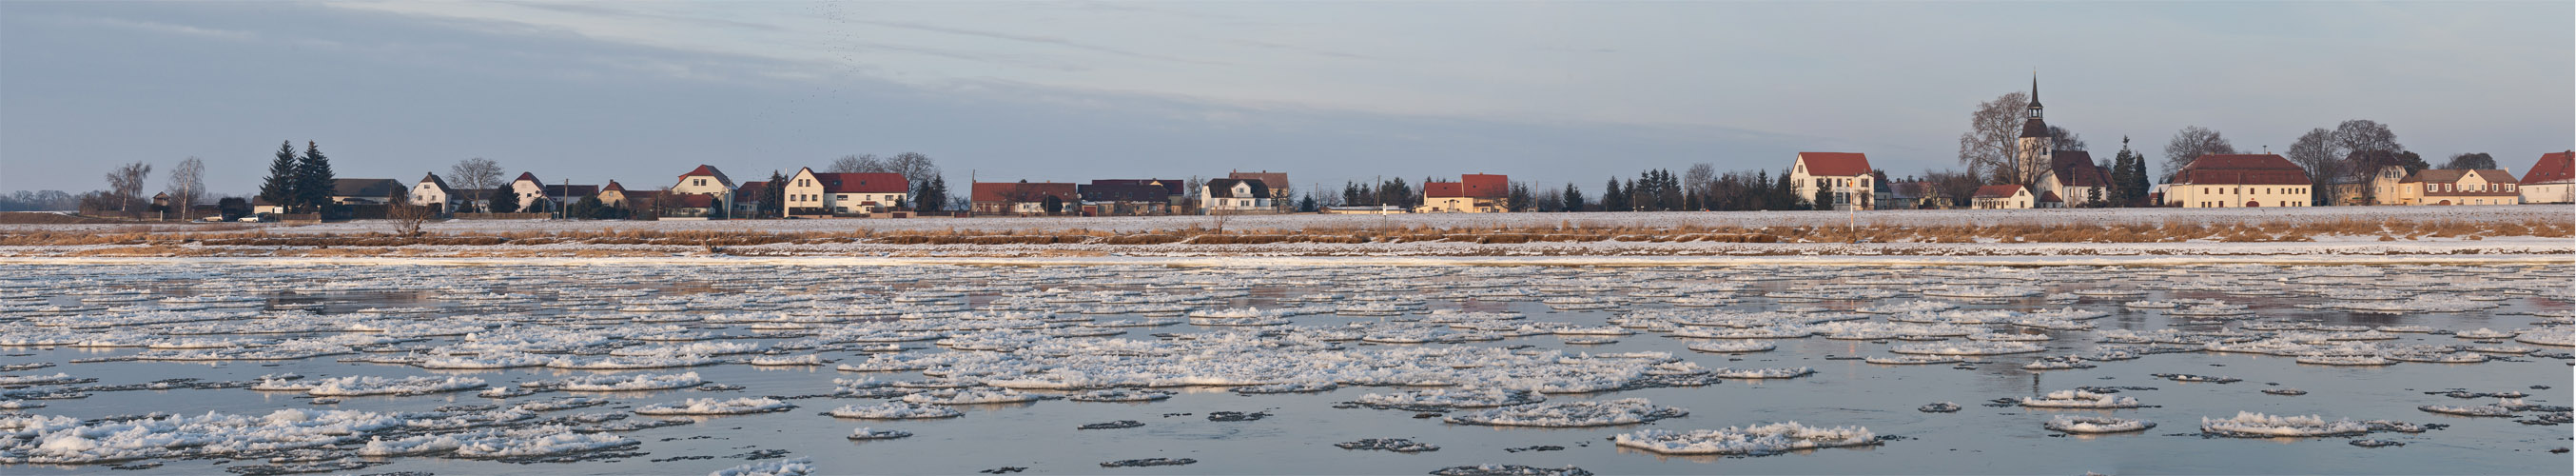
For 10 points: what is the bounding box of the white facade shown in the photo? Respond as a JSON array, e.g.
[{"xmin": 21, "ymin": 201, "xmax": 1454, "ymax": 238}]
[
  {"xmin": 512, "ymin": 177, "xmax": 548, "ymax": 210},
  {"xmin": 783, "ymin": 169, "xmax": 908, "ymax": 214},
  {"xmin": 2524, "ymin": 183, "xmax": 2573, "ymax": 204},
  {"xmin": 1786, "ymin": 152, "xmax": 1873, "ymax": 210},
  {"xmin": 1973, "ymin": 187, "xmax": 2033, "ymax": 209},
  {"xmin": 1200, "ymin": 182, "xmax": 1273, "ymax": 211},
  {"xmin": 2167, "ymin": 184, "xmax": 2310, "ymax": 208}
]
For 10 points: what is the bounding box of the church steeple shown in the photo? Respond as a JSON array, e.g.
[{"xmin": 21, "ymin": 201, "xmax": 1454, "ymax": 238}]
[{"xmin": 2025, "ymin": 72, "xmax": 2043, "ymax": 119}]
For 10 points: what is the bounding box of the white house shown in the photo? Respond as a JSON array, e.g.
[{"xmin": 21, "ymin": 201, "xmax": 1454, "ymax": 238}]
[
  {"xmin": 783, "ymin": 168, "xmax": 909, "ymax": 215},
  {"xmin": 2033, "ymin": 150, "xmax": 2112, "ymax": 208},
  {"xmin": 2163, "ymin": 154, "xmax": 2312, "ymax": 208},
  {"xmin": 1972, "ymin": 185, "xmax": 2033, "ymax": 209},
  {"xmin": 2521, "ymin": 151, "xmax": 2573, "ymax": 204},
  {"xmin": 669, "ymin": 165, "xmax": 737, "ymax": 217},
  {"xmin": 1200, "ymin": 178, "xmax": 1273, "ymax": 212},
  {"xmin": 1787, "ymin": 151, "xmax": 1874, "ymax": 210},
  {"xmin": 409, "ymin": 172, "xmax": 463, "ymax": 211},
  {"xmin": 509, "ymin": 172, "xmax": 551, "ymax": 211}
]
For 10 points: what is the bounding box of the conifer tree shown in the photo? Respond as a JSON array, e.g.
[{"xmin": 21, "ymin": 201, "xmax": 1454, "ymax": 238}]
[
  {"xmin": 293, "ymin": 142, "xmax": 335, "ymax": 213},
  {"xmin": 256, "ymin": 140, "xmax": 298, "ymax": 210},
  {"xmin": 1562, "ymin": 183, "xmax": 1586, "ymax": 211}
]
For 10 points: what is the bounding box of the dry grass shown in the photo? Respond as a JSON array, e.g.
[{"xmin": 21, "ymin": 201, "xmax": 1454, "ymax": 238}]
[{"xmin": 0, "ymin": 216, "xmax": 2564, "ymax": 249}]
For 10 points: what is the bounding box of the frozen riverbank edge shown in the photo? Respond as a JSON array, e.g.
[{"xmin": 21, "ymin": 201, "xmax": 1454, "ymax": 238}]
[{"xmin": 7, "ymin": 248, "xmax": 2571, "ymax": 268}]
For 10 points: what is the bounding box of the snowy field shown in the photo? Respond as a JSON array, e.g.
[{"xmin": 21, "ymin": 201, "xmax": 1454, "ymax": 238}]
[
  {"xmin": 2, "ymin": 262, "xmax": 2569, "ymax": 475},
  {"xmin": 8, "ymin": 204, "xmax": 2569, "ymax": 235}
]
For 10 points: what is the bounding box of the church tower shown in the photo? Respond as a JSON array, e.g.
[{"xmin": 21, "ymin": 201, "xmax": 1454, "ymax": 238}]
[{"xmin": 2015, "ymin": 74, "xmax": 2053, "ymax": 183}]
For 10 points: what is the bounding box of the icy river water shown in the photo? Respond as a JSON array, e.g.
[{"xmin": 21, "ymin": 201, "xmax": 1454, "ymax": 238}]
[{"xmin": 2, "ymin": 261, "xmax": 2570, "ymax": 475}]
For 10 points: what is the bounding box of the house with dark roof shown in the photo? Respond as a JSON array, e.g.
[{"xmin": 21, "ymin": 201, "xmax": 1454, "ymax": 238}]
[
  {"xmin": 2521, "ymin": 150, "xmax": 2573, "ymax": 204},
  {"xmin": 1199, "ymin": 178, "xmax": 1274, "ymax": 213},
  {"xmin": 328, "ymin": 178, "xmax": 406, "ymax": 205},
  {"xmin": 1079, "ymin": 182, "xmax": 1176, "ymax": 216},
  {"xmin": 1226, "ymin": 170, "xmax": 1291, "ymax": 209},
  {"xmin": 408, "ymin": 173, "xmax": 461, "ymax": 212},
  {"xmin": 2162, "ymin": 154, "xmax": 2312, "ymax": 208},
  {"xmin": 783, "ymin": 169, "xmax": 910, "ymax": 215},
  {"xmin": 2033, "ymin": 150, "xmax": 2111, "ymax": 208},
  {"xmin": 1788, "ymin": 152, "xmax": 1875, "ymax": 210},
  {"xmin": 971, "ymin": 182, "xmax": 1079, "ymax": 215},
  {"xmin": 1418, "ymin": 173, "xmax": 1510, "ymax": 212}
]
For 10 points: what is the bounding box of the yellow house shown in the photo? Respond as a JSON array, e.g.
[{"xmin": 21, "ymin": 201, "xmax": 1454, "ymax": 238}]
[{"xmin": 2162, "ymin": 154, "xmax": 2312, "ymax": 208}]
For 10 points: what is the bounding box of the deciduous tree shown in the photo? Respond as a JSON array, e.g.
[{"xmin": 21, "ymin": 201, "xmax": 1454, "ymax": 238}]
[
  {"xmin": 448, "ymin": 158, "xmax": 504, "ymax": 213},
  {"xmin": 166, "ymin": 157, "xmax": 204, "ymax": 220},
  {"xmin": 2161, "ymin": 126, "xmax": 2236, "ymax": 178}
]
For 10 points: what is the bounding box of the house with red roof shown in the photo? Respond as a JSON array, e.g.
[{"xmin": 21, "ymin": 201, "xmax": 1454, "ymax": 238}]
[
  {"xmin": 783, "ymin": 168, "xmax": 910, "ymax": 216},
  {"xmin": 666, "ymin": 165, "xmax": 737, "ymax": 219},
  {"xmin": 2033, "ymin": 150, "xmax": 2111, "ymax": 208},
  {"xmin": 1788, "ymin": 152, "xmax": 1875, "ymax": 210},
  {"xmin": 2521, "ymin": 150, "xmax": 2573, "ymax": 204},
  {"xmin": 2162, "ymin": 154, "xmax": 2313, "ymax": 208},
  {"xmin": 1418, "ymin": 173, "xmax": 1510, "ymax": 212},
  {"xmin": 1972, "ymin": 184, "xmax": 2033, "ymax": 209}
]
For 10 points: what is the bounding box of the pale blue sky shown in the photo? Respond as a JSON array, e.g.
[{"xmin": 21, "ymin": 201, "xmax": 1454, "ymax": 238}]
[{"xmin": 3, "ymin": 1, "xmax": 2568, "ymax": 195}]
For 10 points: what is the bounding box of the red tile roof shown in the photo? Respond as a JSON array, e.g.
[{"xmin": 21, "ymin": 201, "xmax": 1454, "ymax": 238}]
[
  {"xmin": 2525, "ymin": 151, "xmax": 2574, "ymax": 185},
  {"xmin": 678, "ymin": 165, "xmax": 732, "ymax": 185},
  {"xmin": 1424, "ymin": 182, "xmax": 1464, "ymax": 198},
  {"xmin": 814, "ymin": 172, "xmax": 908, "ymax": 193},
  {"xmin": 1461, "ymin": 173, "xmax": 1508, "ymax": 199},
  {"xmin": 2050, "ymin": 150, "xmax": 2109, "ymax": 188},
  {"xmin": 1798, "ymin": 152, "xmax": 1872, "ymax": 177},
  {"xmin": 602, "ymin": 181, "xmax": 626, "ymax": 192},
  {"xmin": 2175, "ymin": 154, "xmax": 2311, "ymax": 186},
  {"xmin": 515, "ymin": 172, "xmax": 541, "ymax": 184},
  {"xmin": 2037, "ymin": 190, "xmax": 2063, "ymax": 203},
  {"xmin": 1973, "ymin": 185, "xmax": 2025, "ymax": 199},
  {"xmin": 670, "ymin": 194, "xmax": 716, "ymax": 208}
]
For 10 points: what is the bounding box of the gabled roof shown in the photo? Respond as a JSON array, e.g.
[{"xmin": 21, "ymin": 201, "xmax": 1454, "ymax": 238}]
[
  {"xmin": 2050, "ymin": 150, "xmax": 2109, "ymax": 188},
  {"xmin": 2174, "ymin": 154, "xmax": 2311, "ymax": 186},
  {"xmin": 330, "ymin": 178, "xmax": 404, "ymax": 198},
  {"xmin": 812, "ymin": 172, "xmax": 908, "ymax": 193},
  {"xmin": 1797, "ymin": 152, "xmax": 1872, "ymax": 177},
  {"xmin": 1227, "ymin": 171, "xmax": 1289, "ymax": 193},
  {"xmin": 2525, "ymin": 151, "xmax": 2574, "ymax": 185},
  {"xmin": 1091, "ymin": 179, "xmax": 1184, "ymax": 195},
  {"xmin": 678, "ymin": 165, "xmax": 733, "ymax": 186},
  {"xmin": 738, "ymin": 181, "xmax": 767, "ymax": 194},
  {"xmin": 543, "ymin": 185, "xmax": 599, "ymax": 197},
  {"xmin": 602, "ymin": 181, "xmax": 626, "ymax": 193},
  {"xmin": 971, "ymin": 182, "xmax": 1079, "ymax": 203},
  {"xmin": 1461, "ymin": 173, "xmax": 1508, "ymax": 199},
  {"xmin": 1973, "ymin": 184, "xmax": 2026, "ymax": 199},
  {"xmin": 1203, "ymin": 178, "xmax": 1271, "ymax": 199},
  {"xmin": 417, "ymin": 173, "xmax": 453, "ymax": 194},
  {"xmin": 2037, "ymin": 190, "xmax": 2064, "ymax": 203},
  {"xmin": 514, "ymin": 172, "xmax": 541, "ymax": 184},
  {"xmin": 1079, "ymin": 183, "xmax": 1170, "ymax": 202},
  {"xmin": 670, "ymin": 194, "xmax": 716, "ymax": 208},
  {"xmin": 1424, "ymin": 182, "xmax": 1465, "ymax": 198}
]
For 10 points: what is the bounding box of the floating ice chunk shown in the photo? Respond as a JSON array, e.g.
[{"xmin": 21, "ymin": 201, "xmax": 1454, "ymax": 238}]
[
  {"xmin": 1686, "ymin": 341, "xmax": 1775, "ymax": 353},
  {"xmin": 1888, "ymin": 342, "xmax": 2044, "ymax": 355},
  {"xmin": 2153, "ymin": 373, "xmax": 2240, "ymax": 384},
  {"xmin": 748, "ymin": 354, "xmax": 829, "ymax": 366},
  {"xmin": 827, "ymin": 402, "xmax": 963, "ymax": 419},
  {"xmin": 2020, "ymin": 390, "xmax": 2141, "ymax": 408},
  {"xmin": 1335, "ymin": 438, "xmax": 1439, "ymax": 452},
  {"xmin": 416, "ymin": 353, "xmax": 552, "ymax": 369},
  {"xmin": 1352, "ymin": 388, "xmax": 1544, "ymax": 409},
  {"xmin": 2021, "ymin": 356, "xmax": 2095, "ymax": 370},
  {"xmin": 1611, "ymin": 422, "xmax": 1881, "ymax": 455},
  {"xmin": 1429, "ymin": 465, "xmax": 1592, "ymax": 476},
  {"xmin": 1918, "ymin": 402, "xmax": 1960, "ymax": 413},
  {"xmin": 2200, "ymin": 411, "xmax": 2370, "ymax": 438},
  {"xmin": 0, "ymin": 373, "xmax": 82, "ymax": 386},
  {"xmin": 634, "ymin": 397, "xmax": 795, "ymax": 415},
  {"xmin": 1068, "ymin": 388, "xmax": 1175, "ymax": 402},
  {"xmin": 1864, "ymin": 355, "xmax": 1961, "ymax": 365},
  {"xmin": 900, "ymin": 387, "xmax": 1054, "ymax": 405},
  {"xmin": 2044, "ymin": 415, "xmax": 2155, "ymax": 433},
  {"xmin": 2417, "ymin": 402, "xmax": 2516, "ymax": 417},
  {"xmin": 2513, "ymin": 327, "xmax": 2573, "ymax": 347},
  {"xmin": 547, "ymin": 355, "xmax": 723, "ymax": 369},
  {"xmin": 1443, "ymin": 398, "xmax": 1687, "ymax": 427},
  {"xmin": 711, "ymin": 456, "xmax": 812, "ymax": 476},
  {"xmin": 847, "ymin": 427, "xmax": 911, "ymax": 440},
  {"xmin": 557, "ymin": 372, "xmax": 705, "ymax": 391},
  {"xmin": 2453, "ymin": 328, "xmax": 2516, "ymax": 339},
  {"xmin": 2294, "ymin": 355, "xmax": 2394, "ymax": 367},
  {"xmin": 305, "ymin": 375, "xmax": 486, "ymax": 397},
  {"xmin": 1708, "ymin": 367, "xmax": 1813, "ymax": 380}
]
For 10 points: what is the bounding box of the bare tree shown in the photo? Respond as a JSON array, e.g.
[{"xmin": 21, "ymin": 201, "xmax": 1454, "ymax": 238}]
[
  {"xmin": 884, "ymin": 152, "xmax": 940, "ymax": 188},
  {"xmin": 2330, "ymin": 120, "xmax": 2401, "ymax": 158},
  {"xmin": 2161, "ymin": 126, "xmax": 2237, "ymax": 178},
  {"xmin": 2048, "ymin": 126, "xmax": 2087, "ymax": 151},
  {"xmin": 166, "ymin": 157, "xmax": 204, "ymax": 221},
  {"xmin": 387, "ymin": 188, "xmax": 435, "ymax": 237},
  {"xmin": 2286, "ymin": 129, "xmax": 2347, "ymax": 205},
  {"xmin": 1956, "ymin": 91, "xmax": 2030, "ymax": 186},
  {"xmin": 448, "ymin": 158, "xmax": 504, "ymax": 213},
  {"xmin": 105, "ymin": 162, "xmax": 153, "ymax": 218},
  {"xmin": 1683, "ymin": 163, "xmax": 1716, "ymax": 202},
  {"xmin": 829, "ymin": 153, "xmax": 886, "ymax": 173}
]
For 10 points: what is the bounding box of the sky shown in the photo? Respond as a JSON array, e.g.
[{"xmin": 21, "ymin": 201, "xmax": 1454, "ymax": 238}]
[{"xmin": 3, "ymin": 1, "xmax": 2569, "ymax": 196}]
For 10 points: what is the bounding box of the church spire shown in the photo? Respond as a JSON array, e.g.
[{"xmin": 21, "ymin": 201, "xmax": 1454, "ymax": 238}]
[{"xmin": 2027, "ymin": 71, "xmax": 2041, "ymax": 109}]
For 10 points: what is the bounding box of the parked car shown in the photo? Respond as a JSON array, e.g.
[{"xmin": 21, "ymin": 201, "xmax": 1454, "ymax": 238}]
[
  {"xmin": 238, "ymin": 214, "xmax": 269, "ymax": 223},
  {"xmin": 199, "ymin": 216, "xmax": 227, "ymax": 223}
]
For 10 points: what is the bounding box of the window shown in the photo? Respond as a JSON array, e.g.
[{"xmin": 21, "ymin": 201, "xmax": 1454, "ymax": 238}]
[{"xmin": 694, "ymin": 179, "xmax": 706, "ymax": 187}]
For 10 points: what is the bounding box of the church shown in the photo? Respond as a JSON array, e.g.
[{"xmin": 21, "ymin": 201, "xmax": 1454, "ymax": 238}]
[{"xmin": 2018, "ymin": 77, "xmax": 2113, "ymax": 208}]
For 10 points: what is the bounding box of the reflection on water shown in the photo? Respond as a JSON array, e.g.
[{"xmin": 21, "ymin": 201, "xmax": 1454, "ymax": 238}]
[{"xmin": 0, "ymin": 262, "xmax": 2568, "ymax": 475}]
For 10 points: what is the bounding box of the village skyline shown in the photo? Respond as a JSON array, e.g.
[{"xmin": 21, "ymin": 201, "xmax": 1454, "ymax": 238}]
[{"xmin": 4, "ymin": 1, "xmax": 2570, "ymax": 198}]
